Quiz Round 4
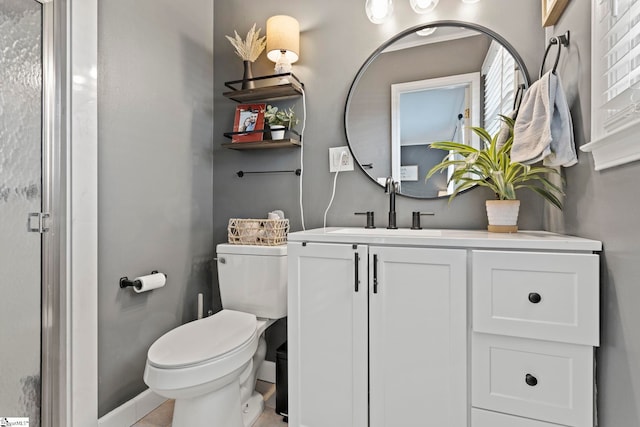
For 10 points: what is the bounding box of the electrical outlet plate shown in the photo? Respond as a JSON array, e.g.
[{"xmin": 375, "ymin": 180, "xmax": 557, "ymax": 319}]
[{"xmin": 329, "ymin": 146, "xmax": 354, "ymax": 172}]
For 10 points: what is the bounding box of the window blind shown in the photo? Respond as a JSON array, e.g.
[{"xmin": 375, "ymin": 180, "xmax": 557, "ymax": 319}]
[
  {"xmin": 595, "ymin": 0, "xmax": 640, "ymax": 132},
  {"xmin": 482, "ymin": 41, "xmax": 516, "ymax": 137},
  {"xmin": 582, "ymin": 0, "xmax": 640, "ymax": 170}
]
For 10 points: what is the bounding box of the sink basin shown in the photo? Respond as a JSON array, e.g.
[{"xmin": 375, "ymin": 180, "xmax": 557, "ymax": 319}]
[{"xmin": 328, "ymin": 227, "xmax": 442, "ymax": 237}]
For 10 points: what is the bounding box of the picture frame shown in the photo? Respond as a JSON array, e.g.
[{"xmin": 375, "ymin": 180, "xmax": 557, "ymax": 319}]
[
  {"xmin": 232, "ymin": 103, "xmax": 266, "ymax": 142},
  {"xmin": 542, "ymin": 0, "xmax": 570, "ymax": 27}
]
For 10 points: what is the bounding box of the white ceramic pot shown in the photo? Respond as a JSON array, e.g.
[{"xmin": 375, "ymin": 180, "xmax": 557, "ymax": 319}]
[
  {"xmin": 270, "ymin": 125, "xmax": 285, "ymax": 140},
  {"xmin": 485, "ymin": 199, "xmax": 520, "ymax": 233}
]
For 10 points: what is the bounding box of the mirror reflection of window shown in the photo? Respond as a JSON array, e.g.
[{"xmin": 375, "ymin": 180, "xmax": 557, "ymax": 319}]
[{"xmin": 482, "ymin": 40, "xmax": 519, "ymax": 136}]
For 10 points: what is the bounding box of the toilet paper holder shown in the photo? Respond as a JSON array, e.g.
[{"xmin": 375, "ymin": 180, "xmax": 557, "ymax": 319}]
[{"xmin": 119, "ymin": 270, "xmax": 167, "ymax": 290}]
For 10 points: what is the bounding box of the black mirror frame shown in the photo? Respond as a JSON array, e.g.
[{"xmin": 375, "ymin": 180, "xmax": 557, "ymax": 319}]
[{"xmin": 343, "ymin": 20, "xmax": 532, "ymax": 199}]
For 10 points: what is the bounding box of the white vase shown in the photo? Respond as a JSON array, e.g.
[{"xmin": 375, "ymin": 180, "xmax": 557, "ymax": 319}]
[
  {"xmin": 270, "ymin": 125, "xmax": 285, "ymax": 140},
  {"xmin": 485, "ymin": 200, "xmax": 520, "ymax": 233}
]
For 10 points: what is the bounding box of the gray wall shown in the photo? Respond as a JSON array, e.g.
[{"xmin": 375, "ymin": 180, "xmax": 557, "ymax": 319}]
[
  {"xmin": 546, "ymin": 2, "xmax": 640, "ymax": 425},
  {"xmin": 97, "ymin": 0, "xmax": 213, "ymax": 416},
  {"xmin": 400, "ymin": 145, "xmax": 447, "ymax": 196},
  {"xmin": 213, "ymin": 1, "xmax": 545, "ymax": 242},
  {"xmin": 213, "ymin": 1, "xmax": 544, "ymax": 362}
]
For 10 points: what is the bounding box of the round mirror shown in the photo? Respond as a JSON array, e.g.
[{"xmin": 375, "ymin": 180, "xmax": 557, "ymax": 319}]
[{"xmin": 344, "ymin": 21, "xmax": 531, "ymax": 199}]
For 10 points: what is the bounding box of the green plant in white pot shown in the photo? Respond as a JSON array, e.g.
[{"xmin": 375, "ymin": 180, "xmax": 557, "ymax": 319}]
[
  {"xmin": 426, "ymin": 116, "xmax": 563, "ymax": 232},
  {"xmin": 265, "ymin": 105, "xmax": 299, "ymax": 140}
]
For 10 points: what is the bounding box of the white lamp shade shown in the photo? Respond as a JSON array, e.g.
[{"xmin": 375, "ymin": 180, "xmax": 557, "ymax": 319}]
[{"xmin": 266, "ymin": 15, "xmax": 300, "ymax": 63}]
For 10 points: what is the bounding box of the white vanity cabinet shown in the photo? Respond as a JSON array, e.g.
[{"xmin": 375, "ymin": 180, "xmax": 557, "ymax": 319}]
[
  {"xmin": 471, "ymin": 250, "xmax": 599, "ymax": 427},
  {"xmin": 287, "ymin": 228, "xmax": 601, "ymax": 427},
  {"xmin": 288, "ymin": 241, "xmax": 468, "ymax": 427}
]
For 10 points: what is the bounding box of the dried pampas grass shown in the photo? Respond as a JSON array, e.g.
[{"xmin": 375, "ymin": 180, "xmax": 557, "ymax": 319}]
[{"xmin": 225, "ymin": 24, "xmax": 267, "ymax": 62}]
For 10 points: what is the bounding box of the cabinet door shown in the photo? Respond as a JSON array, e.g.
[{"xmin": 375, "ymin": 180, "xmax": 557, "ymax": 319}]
[
  {"xmin": 369, "ymin": 247, "xmax": 468, "ymax": 427},
  {"xmin": 288, "ymin": 242, "xmax": 368, "ymax": 427}
]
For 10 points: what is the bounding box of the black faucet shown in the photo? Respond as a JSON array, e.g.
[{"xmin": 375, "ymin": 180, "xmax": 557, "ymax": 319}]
[{"xmin": 385, "ymin": 176, "xmax": 398, "ymax": 229}]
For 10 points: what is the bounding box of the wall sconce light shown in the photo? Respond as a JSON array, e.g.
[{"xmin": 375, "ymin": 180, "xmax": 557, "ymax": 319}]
[
  {"xmin": 266, "ymin": 15, "xmax": 300, "ymax": 75},
  {"xmin": 410, "ymin": 0, "xmax": 439, "ymax": 14},
  {"xmin": 366, "ymin": 0, "xmax": 394, "ymax": 24}
]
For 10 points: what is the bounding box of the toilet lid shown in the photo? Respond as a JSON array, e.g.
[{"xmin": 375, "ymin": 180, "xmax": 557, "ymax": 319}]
[{"xmin": 147, "ymin": 310, "xmax": 257, "ymax": 369}]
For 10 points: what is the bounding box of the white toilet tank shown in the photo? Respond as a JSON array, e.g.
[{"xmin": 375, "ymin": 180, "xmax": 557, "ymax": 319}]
[{"xmin": 216, "ymin": 244, "xmax": 287, "ymax": 319}]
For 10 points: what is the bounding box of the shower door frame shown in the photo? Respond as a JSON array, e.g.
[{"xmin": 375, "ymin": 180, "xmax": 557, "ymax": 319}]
[
  {"xmin": 39, "ymin": 0, "xmax": 99, "ymax": 425},
  {"xmin": 40, "ymin": 0, "xmax": 64, "ymax": 425}
]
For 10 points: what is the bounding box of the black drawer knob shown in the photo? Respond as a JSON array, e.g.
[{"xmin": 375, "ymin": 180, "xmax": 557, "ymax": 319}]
[
  {"xmin": 525, "ymin": 374, "xmax": 538, "ymax": 386},
  {"xmin": 528, "ymin": 292, "xmax": 542, "ymax": 304}
]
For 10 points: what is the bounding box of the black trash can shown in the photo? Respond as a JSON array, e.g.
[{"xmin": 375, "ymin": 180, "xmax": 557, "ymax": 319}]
[{"xmin": 276, "ymin": 341, "xmax": 288, "ymax": 419}]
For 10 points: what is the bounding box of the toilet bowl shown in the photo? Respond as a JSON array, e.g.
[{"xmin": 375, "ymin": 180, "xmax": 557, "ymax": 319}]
[{"xmin": 143, "ymin": 244, "xmax": 287, "ymax": 427}]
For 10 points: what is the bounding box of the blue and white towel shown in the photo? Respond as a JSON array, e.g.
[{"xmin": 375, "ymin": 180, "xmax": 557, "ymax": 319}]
[{"xmin": 511, "ymin": 71, "xmax": 577, "ymax": 167}]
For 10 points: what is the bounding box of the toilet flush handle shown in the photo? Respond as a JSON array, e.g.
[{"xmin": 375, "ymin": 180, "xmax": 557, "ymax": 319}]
[{"xmin": 214, "ymin": 257, "xmax": 226, "ymax": 264}]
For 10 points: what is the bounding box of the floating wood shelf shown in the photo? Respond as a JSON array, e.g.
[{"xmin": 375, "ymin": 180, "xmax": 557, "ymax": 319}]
[
  {"xmin": 223, "ymin": 73, "xmax": 304, "ymax": 103},
  {"xmin": 221, "ymin": 139, "xmax": 301, "ymax": 150},
  {"xmin": 223, "ymin": 83, "xmax": 303, "ymax": 103},
  {"xmin": 222, "ymin": 74, "xmax": 304, "ymax": 152}
]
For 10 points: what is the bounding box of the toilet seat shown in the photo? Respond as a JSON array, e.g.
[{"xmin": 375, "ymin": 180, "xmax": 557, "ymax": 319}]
[
  {"xmin": 144, "ymin": 310, "xmax": 260, "ymax": 394},
  {"xmin": 148, "ymin": 310, "xmax": 257, "ymax": 369}
]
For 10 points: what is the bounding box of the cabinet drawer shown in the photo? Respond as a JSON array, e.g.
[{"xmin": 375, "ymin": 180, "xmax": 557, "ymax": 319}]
[
  {"xmin": 472, "ymin": 333, "xmax": 593, "ymax": 427},
  {"xmin": 472, "ymin": 408, "xmax": 569, "ymax": 427},
  {"xmin": 472, "ymin": 250, "xmax": 599, "ymax": 345}
]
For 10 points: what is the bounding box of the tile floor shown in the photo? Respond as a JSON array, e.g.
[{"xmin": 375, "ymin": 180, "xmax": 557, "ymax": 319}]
[{"xmin": 131, "ymin": 381, "xmax": 288, "ymax": 427}]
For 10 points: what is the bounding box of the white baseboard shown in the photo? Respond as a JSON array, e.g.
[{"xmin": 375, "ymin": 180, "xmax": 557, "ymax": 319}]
[
  {"xmin": 98, "ymin": 388, "xmax": 167, "ymax": 427},
  {"xmin": 98, "ymin": 363, "xmax": 275, "ymax": 427},
  {"xmin": 257, "ymin": 360, "xmax": 276, "ymax": 383}
]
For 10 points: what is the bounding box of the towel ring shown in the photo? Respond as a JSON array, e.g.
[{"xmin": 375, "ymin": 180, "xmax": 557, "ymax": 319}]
[
  {"xmin": 513, "ymin": 83, "xmax": 526, "ymax": 115},
  {"xmin": 539, "ymin": 31, "xmax": 570, "ymax": 79}
]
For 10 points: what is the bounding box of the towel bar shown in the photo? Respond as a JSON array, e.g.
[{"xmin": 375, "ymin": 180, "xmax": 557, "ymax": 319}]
[
  {"xmin": 236, "ymin": 169, "xmax": 301, "ymax": 177},
  {"xmin": 539, "ymin": 31, "xmax": 570, "ymax": 78}
]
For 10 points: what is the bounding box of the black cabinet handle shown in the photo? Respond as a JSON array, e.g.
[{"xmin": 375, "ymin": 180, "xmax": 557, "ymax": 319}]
[
  {"xmin": 354, "ymin": 252, "xmax": 360, "ymax": 292},
  {"xmin": 525, "ymin": 374, "xmax": 538, "ymax": 386},
  {"xmin": 373, "ymin": 254, "xmax": 378, "ymax": 294},
  {"xmin": 528, "ymin": 292, "xmax": 542, "ymax": 304}
]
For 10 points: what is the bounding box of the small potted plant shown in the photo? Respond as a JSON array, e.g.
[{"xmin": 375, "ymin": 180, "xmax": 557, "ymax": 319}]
[
  {"xmin": 265, "ymin": 105, "xmax": 299, "ymax": 140},
  {"xmin": 426, "ymin": 116, "xmax": 563, "ymax": 232}
]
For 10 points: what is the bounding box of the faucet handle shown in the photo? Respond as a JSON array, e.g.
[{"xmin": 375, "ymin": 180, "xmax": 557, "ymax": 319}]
[
  {"xmin": 411, "ymin": 211, "xmax": 435, "ymax": 230},
  {"xmin": 355, "ymin": 211, "xmax": 376, "ymax": 229}
]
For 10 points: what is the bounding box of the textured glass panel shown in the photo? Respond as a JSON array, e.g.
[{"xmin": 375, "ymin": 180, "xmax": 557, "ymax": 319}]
[{"xmin": 0, "ymin": 0, "xmax": 42, "ymax": 425}]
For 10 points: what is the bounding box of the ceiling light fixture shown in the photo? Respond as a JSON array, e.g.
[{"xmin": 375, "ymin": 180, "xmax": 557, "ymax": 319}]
[
  {"xmin": 410, "ymin": 0, "xmax": 439, "ymax": 14},
  {"xmin": 366, "ymin": 0, "xmax": 394, "ymax": 24},
  {"xmin": 461, "ymin": 0, "xmax": 481, "ymax": 3},
  {"xmin": 416, "ymin": 27, "xmax": 437, "ymax": 36}
]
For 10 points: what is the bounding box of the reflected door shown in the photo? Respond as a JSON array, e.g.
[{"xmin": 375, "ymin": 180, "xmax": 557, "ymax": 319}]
[{"xmin": 0, "ymin": 0, "xmax": 43, "ymax": 425}]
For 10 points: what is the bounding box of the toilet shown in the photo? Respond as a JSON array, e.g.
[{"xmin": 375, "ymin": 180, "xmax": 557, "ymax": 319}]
[{"xmin": 143, "ymin": 244, "xmax": 287, "ymax": 427}]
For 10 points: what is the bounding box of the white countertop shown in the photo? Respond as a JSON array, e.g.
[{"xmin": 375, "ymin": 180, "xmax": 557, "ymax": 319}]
[{"xmin": 288, "ymin": 227, "xmax": 602, "ymax": 252}]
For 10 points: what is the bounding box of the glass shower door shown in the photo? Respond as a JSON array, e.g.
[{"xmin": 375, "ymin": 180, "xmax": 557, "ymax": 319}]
[{"xmin": 0, "ymin": 0, "xmax": 43, "ymax": 425}]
